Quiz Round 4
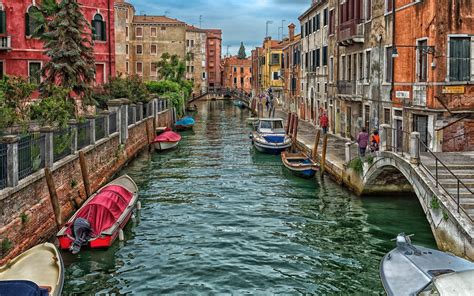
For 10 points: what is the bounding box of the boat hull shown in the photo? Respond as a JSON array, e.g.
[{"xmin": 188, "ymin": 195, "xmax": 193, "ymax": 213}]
[
  {"xmin": 153, "ymin": 141, "xmax": 179, "ymax": 151},
  {"xmin": 57, "ymin": 175, "xmax": 139, "ymax": 252},
  {"xmin": 175, "ymin": 124, "xmax": 194, "ymax": 131},
  {"xmin": 281, "ymin": 152, "xmax": 318, "ymax": 178},
  {"xmin": 253, "ymin": 140, "xmax": 292, "ymax": 154}
]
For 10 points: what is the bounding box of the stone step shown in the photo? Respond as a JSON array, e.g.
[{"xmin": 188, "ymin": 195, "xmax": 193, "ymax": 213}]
[
  {"xmin": 435, "ymin": 173, "xmax": 474, "ymax": 180},
  {"xmin": 461, "ymin": 202, "xmax": 474, "ymax": 210},
  {"xmin": 438, "ymin": 180, "xmax": 474, "ymax": 189},
  {"xmin": 424, "ymin": 164, "xmax": 474, "ymax": 170},
  {"xmin": 444, "ymin": 190, "xmax": 474, "ymax": 198}
]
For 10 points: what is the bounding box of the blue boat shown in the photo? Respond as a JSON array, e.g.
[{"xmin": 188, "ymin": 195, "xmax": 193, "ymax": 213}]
[
  {"xmin": 233, "ymin": 100, "xmax": 246, "ymax": 108},
  {"xmin": 281, "ymin": 151, "xmax": 318, "ymax": 178},
  {"xmin": 251, "ymin": 118, "xmax": 292, "ymax": 154},
  {"xmin": 175, "ymin": 116, "xmax": 195, "ymax": 131}
]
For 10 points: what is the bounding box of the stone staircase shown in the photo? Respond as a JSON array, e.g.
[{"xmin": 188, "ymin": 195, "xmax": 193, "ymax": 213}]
[{"xmin": 420, "ymin": 152, "xmax": 474, "ymax": 220}]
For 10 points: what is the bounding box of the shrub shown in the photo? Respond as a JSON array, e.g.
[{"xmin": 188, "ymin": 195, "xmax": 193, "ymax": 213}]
[
  {"xmin": 0, "ymin": 76, "xmax": 36, "ymax": 129},
  {"xmin": 30, "ymin": 86, "xmax": 74, "ymax": 127},
  {"xmin": 348, "ymin": 157, "xmax": 364, "ymax": 175},
  {"xmin": 146, "ymin": 80, "xmax": 181, "ymax": 95},
  {"xmin": 101, "ymin": 75, "xmax": 149, "ymax": 105}
]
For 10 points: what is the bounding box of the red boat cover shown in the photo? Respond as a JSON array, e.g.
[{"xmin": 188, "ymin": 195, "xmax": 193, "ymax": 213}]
[
  {"xmin": 153, "ymin": 131, "xmax": 182, "ymax": 143},
  {"xmin": 65, "ymin": 185, "xmax": 133, "ymax": 237}
]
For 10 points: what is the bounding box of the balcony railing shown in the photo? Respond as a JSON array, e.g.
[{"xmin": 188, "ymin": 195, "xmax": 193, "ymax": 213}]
[
  {"xmin": 336, "ymin": 80, "xmax": 356, "ymax": 95},
  {"xmin": 337, "ymin": 19, "xmax": 364, "ymax": 46},
  {"xmin": 0, "ymin": 36, "xmax": 11, "ymax": 50}
]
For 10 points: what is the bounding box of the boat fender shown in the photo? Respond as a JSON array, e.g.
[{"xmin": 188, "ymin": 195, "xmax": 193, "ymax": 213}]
[
  {"xmin": 137, "ymin": 201, "xmax": 142, "ymax": 210},
  {"xmin": 119, "ymin": 229, "xmax": 125, "ymax": 241}
]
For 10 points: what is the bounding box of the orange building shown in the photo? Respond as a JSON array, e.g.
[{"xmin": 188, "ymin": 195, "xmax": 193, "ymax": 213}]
[
  {"xmin": 221, "ymin": 56, "xmax": 252, "ymax": 94},
  {"xmin": 205, "ymin": 29, "xmax": 222, "ymax": 89},
  {"xmin": 392, "ymin": 0, "xmax": 474, "ymax": 151}
]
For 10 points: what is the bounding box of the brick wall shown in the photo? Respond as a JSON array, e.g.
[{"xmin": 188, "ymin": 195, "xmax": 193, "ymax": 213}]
[
  {"xmin": 442, "ymin": 119, "xmax": 474, "ymax": 152},
  {"xmin": 0, "ymin": 110, "xmax": 171, "ymax": 263}
]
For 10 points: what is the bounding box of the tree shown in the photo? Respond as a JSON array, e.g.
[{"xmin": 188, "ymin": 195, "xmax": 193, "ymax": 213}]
[
  {"xmin": 238, "ymin": 42, "xmax": 247, "ymax": 59},
  {"xmin": 155, "ymin": 53, "xmax": 187, "ymax": 82},
  {"xmin": 40, "ymin": 0, "xmax": 95, "ymax": 105}
]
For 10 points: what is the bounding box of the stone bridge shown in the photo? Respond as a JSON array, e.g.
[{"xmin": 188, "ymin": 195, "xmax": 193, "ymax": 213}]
[{"xmin": 187, "ymin": 88, "xmax": 251, "ymax": 106}]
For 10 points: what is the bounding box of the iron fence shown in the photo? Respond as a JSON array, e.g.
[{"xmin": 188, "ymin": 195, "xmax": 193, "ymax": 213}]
[
  {"xmin": 95, "ymin": 116, "xmax": 106, "ymax": 141},
  {"xmin": 53, "ymin": 127, "xmax": 72, "ymax": 162},
  {"xmin": 0, "ymin": 143, "xmax": 7, "ymax": 189},
  {"xmin": 77, "ymin": 121, "xmax": 91, "ymax": 150},
  {"xmin": 18, "ymin": 134, "xmax": 45, "ymax": 181},
  {"xmin": 136, "ymin": 107, "xmax": 140, "ymax": 122},
  {"xmin": 143, "ymin": 103, "xmax": 148, "ymax": 118},
  {"xmin": 128, "ymin": 107, "xmax": 134, "ymax": 126},
  {"xmin": 109, "ymin": 112, "xmax": 117, "ymax": 134}
]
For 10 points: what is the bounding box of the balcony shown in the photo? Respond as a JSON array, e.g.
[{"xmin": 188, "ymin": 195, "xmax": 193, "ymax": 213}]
[
  {"xmin": 337, "ymin": 19, "xmax": 364, "ymax": 46},
  {"xmin": 336, "ymin": 80, "xmax": 356, "ymax": 95},
  {"xmin": 0, "ymin": 36, "xmax": 11, "ymax": 50}
]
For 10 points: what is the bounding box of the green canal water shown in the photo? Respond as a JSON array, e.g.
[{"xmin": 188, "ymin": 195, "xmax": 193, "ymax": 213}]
[{"xmin": 62, "ymin": 101, "xmax": 436, "ymax": 295}]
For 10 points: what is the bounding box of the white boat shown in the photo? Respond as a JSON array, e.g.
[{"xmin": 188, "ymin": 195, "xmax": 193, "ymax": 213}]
[
  {"xmin": 251, "ymin": 118, "xmax": 292, "ymax": 154},
  {"xmin": 152, "ymin": 131, "xmax": 182, "ymax": 151},
  {"xmin": 0, "ymin": 243, "xmax": 64, "ymax": 296},
  {"xmin": 380, "ymin": 233, "xmax": 474, "ymax": 296}
]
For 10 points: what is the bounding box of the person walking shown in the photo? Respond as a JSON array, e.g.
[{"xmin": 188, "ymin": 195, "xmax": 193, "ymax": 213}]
[
  {"xmin": 356, "ymin": 127, "xmax": 369, "ymax": 157},
  {"xmin": 320, "ymin": 111, "xmax": 329, "ymax": 134},
  {"xmin": 370, "ymin": 129, "xmax": 380, "ymax": 152}
]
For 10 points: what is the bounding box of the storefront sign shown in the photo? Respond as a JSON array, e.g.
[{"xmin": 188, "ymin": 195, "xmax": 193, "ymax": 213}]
[
  {"xmin": 442, "ymin": 86, "xmax": 465, "ymax": 94},
  {"xmin": 396, "ymin": 91, "xmax": 410, "ymax": 99}
]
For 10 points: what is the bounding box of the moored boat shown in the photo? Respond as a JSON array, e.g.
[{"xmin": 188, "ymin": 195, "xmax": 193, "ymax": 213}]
[
  {"xmin": 233, "ymin": 100, "xmax": 246, "ymax": 108},
  {"xmin": 175, "ymin": 116, "xmax": 195, "ymax": 131},
  {"xmin": 0, "ymin": 243, "xmax": 64, "ymax": 296},
  {"xmin": 251, "ymin": 118, "xmax": 292, "ymax": 154},
  {"xmin": 57, "ymin": 175, "xmax": 139, "ymax": 254},
  {"xmin": 281, "ymin": 151, "xmax": 318, "ymax": 178},
  {"xmin": 152, "ymin": 130, "xmax": 182, "ymax": 151},
  {"xmin": 380, "ymin": 233, "xmax": 474, "ymax": 296}
]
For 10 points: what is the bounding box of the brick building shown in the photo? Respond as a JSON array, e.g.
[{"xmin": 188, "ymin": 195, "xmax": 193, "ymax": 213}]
[
  {"xmin": 282, "ymin": 24, "xmax": 302, "ymax": 113},
  {"xmin": 251, "ymin": 47, "xmax": 264, "ymax": 96},
  {"xmin": 0, "ymin": 0, "xmax": 115, "ymax": 85},
  {"xmin": 221, "ymin": 56, "xmax": 252, "ymax": 94},
  {"xmin": 205, "ymin": 29, "xmax": 222, "ymax": 89},
  {"xmin": 185, "ymin": 25, "xmax": 208, "ymax": 93}
]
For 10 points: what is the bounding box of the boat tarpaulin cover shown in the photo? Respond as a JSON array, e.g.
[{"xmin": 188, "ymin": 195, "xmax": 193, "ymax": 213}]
[
  {"xmin": 0, "ymin": 280, "xmax": 49, "ymax": 296},
  {"xmin": 264, "ymin": 135, "xmax": 285, "ymax": 143},
  {"xmin": 176, "ymin": 117, "xmax": 195, "ymax": 126},
  {"xmin": 153, "ymin": 131, "xmax": 182, "ymax": 143},
  {"xmin": 65, "ymin": 185, "xmax": 133, "ymax": 237}
]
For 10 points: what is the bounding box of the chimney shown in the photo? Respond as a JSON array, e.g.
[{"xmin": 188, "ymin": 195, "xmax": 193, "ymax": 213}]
[{"xmin": 288, "ymin": 23, "xmax": 295, "ymax": 41}]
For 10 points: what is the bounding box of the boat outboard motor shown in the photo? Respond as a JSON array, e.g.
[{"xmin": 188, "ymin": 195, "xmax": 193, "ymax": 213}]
[
  {"xmin": 70, "ymin": 218, "xmax": 92, "ymax": 254},
  {"xmin": 396, "ymin": 233, "xmax": 421, "ymax": 256}
]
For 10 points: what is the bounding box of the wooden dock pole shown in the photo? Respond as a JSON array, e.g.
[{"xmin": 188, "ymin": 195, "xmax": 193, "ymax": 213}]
[
  {"xmin": 285, "ymin": 112, "xmax": 291, "ymax": 135},
  {"xmin": 79, "ymin": 151, "xmax": 91, "ymax": 198},
  {"xmin": 312, "ymin": 128, "xmax": 321, "ymax": 161},
  {"xmin": 321, "ymin": 134, "xmax": 328, "ymax": 175},
  {"xmin": 45, "ymin": 168, "xmax": 62, "ymax": 229},
  {"xmin": 291, "ymin": 114, "xmax": 299, "ymax": 152},
  {"xmin": 288, "ymin": 113, "xmax": 294, "ymax": 137}
]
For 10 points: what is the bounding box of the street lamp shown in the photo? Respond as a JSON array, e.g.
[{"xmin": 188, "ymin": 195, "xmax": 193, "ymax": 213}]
[{"xmin": 392, "ymin": 45, "xmax": 436, "ymax": 58}]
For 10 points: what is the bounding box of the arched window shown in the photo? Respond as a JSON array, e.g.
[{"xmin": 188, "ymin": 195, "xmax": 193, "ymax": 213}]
[
  {"xmin": 25, "ymin": 6, "xmax": 40, "ymax": 37},
  {"xmin": 92, "ymin": 14, "xmax": 106, "ymax": 41},
  {"xmin": 0, "ymin": 4, "xmax": 6, "ymax": 35}
]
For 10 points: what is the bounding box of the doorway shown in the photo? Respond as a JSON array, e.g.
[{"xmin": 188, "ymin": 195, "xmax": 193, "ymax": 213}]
[
  {"xmin": 413, "ymin": 114, "xmax": 429, "ymax": 151},
  {"xmin": 346, "ymin": 106, "xmax": 352, "ymax": 139},
  {"xmin": 395, "ymin": 119, "xmax": 403, "ymax": 152}
]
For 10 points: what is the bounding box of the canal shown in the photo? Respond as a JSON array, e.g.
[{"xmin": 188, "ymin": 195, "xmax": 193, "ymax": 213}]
[{"xmin": 62, "ymin": 101, "xmax": 436, "ymax": 294}]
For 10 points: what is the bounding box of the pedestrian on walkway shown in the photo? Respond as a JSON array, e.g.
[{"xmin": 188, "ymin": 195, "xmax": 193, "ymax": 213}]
[
  {"xmin": 356, "ymin": 127, "xmax": 369, "ymax": 157},
  {"xmin": 320, "ymin": 111, "xmax": 329, "ymax": 134},
  {"xmin": 370, "ymin": 129, "xmax": 380, "ymax": 152}
]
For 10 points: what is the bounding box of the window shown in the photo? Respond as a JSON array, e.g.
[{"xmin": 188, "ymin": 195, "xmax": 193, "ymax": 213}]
[
  {"xmin": 301, "ymin": 25, "xmax": 304, "ymax": 38},
  {"xmin": 191, "ymin": 66, "xmax": 194, "ymax": 73},
  {"xmin": 386, "ymin": 0, "xmax": 393, "ymax": 13},
  {"xmin": 26, "ymin": 6, "xmax": 41, "ymax": 37},
  {"xmin": 309, "ymin": 19, "xmax": 313, "ymax": 34},
  {"xmin": 329, "ymin": 57, "xmax": 334, "ymax": 82},
  {"xmin": 186, "ymin": 40, "xmax": 189, "ymax": 47},
  {"xmin": 136, "ymin": 62, "xmax": 143, "ymax": 74},
  {"xmin": 151, "ymin": 27, "xmax": 157, "ymax": 37},
  {"xmin": 0, "ymin": 61, "xmax": 4, "ymax": 80},
  {"xmin": 271, "ymin": 54, "xmax": 280, "ymax": 65},
  {"xmin": 358, "ymin": 52, "xmax": 363, "ymax": 81},
  {"xmin": 234, "ymin": 77, "xmax": 237, "ymax": 84},
  {"xmin": 0, "ymin": 9, "xmax": 6, "ymax": 34},
  {"xmin": 136, "ymin": 27, "xmax": 143, "ymax": 37},
  {"xmin": 273, "ymin": 71, "xmax": 279, "ymax": 80},
  {"xmin": 126, "ymin": 62, "xmax": 129, "ymax": 74},
  {"xmin": 322, "ymin": 46, "xmax": 328, "ymax": 66},
  {"xmin": 241, "ymin": 67, "xmax": 244, "ymax": 73},
  {"xmin": 161, "ymin": 26, "xmax": 166, "ymax": 31},
  {"xmin": 385, "ymin": 46, "xmax": 393, "ymax": 83},
  {"xmin": 316, "ymin": 13, "xmax": 321, "ymax": 31},
  {"xmin": 234, "ymin": 67, "xmax": 237, "ymax": 72},
  {"xmin": 323, "ymin": 8, "xmax": 328, "ymax": 26},
  {"xmin": 365, "ymin": 0, "xmax": 372, "ymax": 21},
  {"xmin": 92, "ymin": 14, "xmax": 106, "ymax": 41},
  {"xmin": 191, "ymin": 40, "xmax": 194, "ymax": 47},
  {"xmin": 28, "ymin": 62, "xmax": 41, "ymax": 84},
  {"xmin": 202, "ymin": 72, "xmax": 206, "ymax": 79},
  {"xmin": 329, "ymin": 10, "xmax": 335, "ymax": 35},
  {"xmin": 126, "ymin": 45, "xmax": 129, "ymax": 55},
  {"xmin": 342, "ymin": 56, "xmax": 346, "ymax": 80},
  {"xmin": 136, "ymin": 44, "xmax": 143, "ymax": 55},
  {"xmin": 449, "ymin": 37, "xmax": 471, "ymax": 81},
  {"xmin": 316, "ymin": 48, "xmax": 321, "ymax": 68},
  {"xmin": 151, "ymin": 44, "xmax": 157, "ymax": 55},
  {"xmin": 241, "ymin": 77, "xmax": 244, "ymax": 85},
  {"xmin": 125, "ymin": 26, "xmax": 129, "ymax": 38},
  {"xmin": 384, "ymin": 108, "xmax": 391, "ymax": 124},
  {"xmin": 366, "ymin": 50, "xmax": 371, "ymax": 82},
  {"xmin": 417, "ymin": 39, "xmax": 428, "ymax": 82},
  {"xmin": 348, "ymin": 55, "xmax": 352, "ymax": 81},
  {"xmin": 151, "ymin": 63, "xmax": 157, "ymax": 76}
]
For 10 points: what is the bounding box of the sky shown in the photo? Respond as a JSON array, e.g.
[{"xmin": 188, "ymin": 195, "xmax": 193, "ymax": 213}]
[{"xmin": 128, "ymin": 0, "xmax": 309, "ymax": 56}]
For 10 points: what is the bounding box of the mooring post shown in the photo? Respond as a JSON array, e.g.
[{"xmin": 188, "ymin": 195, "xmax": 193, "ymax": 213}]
[
  {"xmin": 285, "ymin": 112, "xmax": 291, "ymax": 135},
  {"xmin": 79, "ymin": 151, "xmax": 91, "ymax": 198},
  {"xmin": 321, "ymin": 134, "xmax": 328, "ymax": 175},
  {"xmin": 410, "ymin": 132, "xmax": 421, "ymax": 165},
  {"xmin": 45, "ymin": 168, "xmax": 62, "ymax": 229},
  {"xmin": 288, "ymin": 113, "xmax": 294, "ymax": 137},
  {"xmin": 312, "ymin": 128, "xmax": 321, "ymax": 161},
  {"xmin": 345, "ymin": 142, "xmax": 352, "ymax": 163}
]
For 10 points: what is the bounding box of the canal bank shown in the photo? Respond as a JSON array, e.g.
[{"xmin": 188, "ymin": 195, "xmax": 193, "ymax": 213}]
[{"xmin": 62, "ymin": 101, "xmax": 436, "ymax": 294}]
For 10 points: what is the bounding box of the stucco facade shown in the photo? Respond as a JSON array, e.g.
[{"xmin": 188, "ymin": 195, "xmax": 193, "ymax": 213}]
[
  {"xmin": 282, "ymin": 24, "xmax": 302, "ymax": 113},
  {"xmin": 185, "ymin": 26, "xmax": 208, "ymax": 94},
  {"xmin": 205, "ymin": 29, "xmax": 222, "ymax": 89},
  {"xmin": 221, "ymin": 56, "xmax": 252, "ymax": 94}
]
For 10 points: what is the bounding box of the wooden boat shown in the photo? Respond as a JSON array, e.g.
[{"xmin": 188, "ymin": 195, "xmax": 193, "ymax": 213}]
[
  {"xmin": 57, "ymin": 175, "xmax": 139, "ymax": 254},
  {"xmin": 185, "ymin": 105, "xmax": 198, "ymax": 113},
  {"xmin": 281, "ymin": 151, "xmax": 318, "ymax": 178},
  {"xmin": 251, "ymin": 118, "xmax": 292, "ymax": 154},
  {"xmin": 152, "ymin": 131, "xmax": 182, "ymax": 151},
  {"xmin": 0, "ymin": 243, "xmax": 64, "ymax": 296},
  {"xmin": 246, "ymin": 118, "xmax": 259, "ymax": 126},
  {"xmin": 233, "ymin": 100, "xmax": 246, "ymax": 108},
  {"xmin": 380, "ymin": 233, "xmax": 474, "ymax": 296},
  {"xmin": 175, "ymin": 116, "xmax": 195, "ymax": 131}
]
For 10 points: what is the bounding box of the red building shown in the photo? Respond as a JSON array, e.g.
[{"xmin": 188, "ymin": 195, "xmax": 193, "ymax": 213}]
[
  {"xmin": 0, "ymin": 0, "xmax": 115, "ymax": 86},
  {"xmin": 221, "ymin": 56, "xmax": 252, "ymax": 94},
  {"xmin": 204, "ymin": 29, "xmax": 222, "ymax": 89}
]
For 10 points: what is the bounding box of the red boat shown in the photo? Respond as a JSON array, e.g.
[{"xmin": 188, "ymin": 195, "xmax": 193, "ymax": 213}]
[
  {"xmin": 152, "ymin": 130, "xmax": 182, "ymax": 151},
  {"xmin": 57, "ymin": 175, "xmax": 138, "ymax": 253}
]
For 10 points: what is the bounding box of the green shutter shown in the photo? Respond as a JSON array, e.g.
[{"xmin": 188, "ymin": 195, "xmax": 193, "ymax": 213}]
[
  {"xmin": 25, "ymin": 13, "xmax": 30, "ymax": 36},
  {"xmin": 91, "ymin": 20, "xmax": 97, "ymax": 40},
  {"xmin": 101, "ymin": 21, "xmax": 106, "ymax": 41},
  {"xmin": 0, "ymin": 11, "xmax": 6, "ymax": 34},
  {"xmin": 461, "ymin": 38, "xmax": 470, "ymax": 81}
]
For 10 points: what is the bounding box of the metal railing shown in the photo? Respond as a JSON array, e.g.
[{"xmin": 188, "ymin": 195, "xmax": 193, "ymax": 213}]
[
  {"xmin": 53, "ymin": 127, "xmax": 72, "ymax": 162},
  {"xmin": 143, "ymin": 103, "xmax": 148, "ymax": 118},
  {"xmin": 18, "ymin": 134, "xmax": 45, "ymax": 181},
  {"xmin": 128, "ymin": 107, "xmax": 134, "ymax": 126},
  {"xmin": 418, "ymin": 138, "xmax": 474, "ymax": 219},
  {"xmin": 109, "ymin": 112, "xmax": 117, "ymax": 134},
  {"xmin": 384, "ymin": 127, "xmax": 411, "ymax": 157},
  {"xmin": 77, "ymin": 122, "xmax": 91, "ymax": 150},
  {"xmin": 135, "ymin": 107, "xmax": 140, "ymax": 122},
  {"xmin": 0, "ymin": 143, "xmax": 7, "ymax": 189},
  {"xmin": 95, "ymin": 116, "xmax": 106, "ymax": 141}
]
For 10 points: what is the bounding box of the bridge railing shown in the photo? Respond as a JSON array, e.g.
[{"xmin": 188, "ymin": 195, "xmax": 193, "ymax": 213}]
[{"xmin": 418, "ymin": 138, "xmax": 474, "ymax": 219}]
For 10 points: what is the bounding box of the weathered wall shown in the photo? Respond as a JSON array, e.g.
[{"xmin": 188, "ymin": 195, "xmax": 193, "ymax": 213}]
[{"xmin": 0, "ymin": 110, "xmax": 172, "ymax": 264}]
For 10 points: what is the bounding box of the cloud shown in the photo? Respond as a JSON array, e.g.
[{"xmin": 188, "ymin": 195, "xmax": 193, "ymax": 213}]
[{"xmin": 127, "ymin": 0, "xmax": 308, "ymax": 54}]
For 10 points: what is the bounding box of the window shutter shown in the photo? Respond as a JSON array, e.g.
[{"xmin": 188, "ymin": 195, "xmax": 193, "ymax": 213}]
[
  {"xmin": 91, "ymin": 20, "xmax": 97, "ymax": 40},
  {"xmin": 25, "ymin": 13, "xmax": 30, "ymax": 36},
  {"xmin": 461, "ymin": 38, "xmax": 470, "ymax": 81},
  {"xmin": 101, "ymin": 21, "xmax": 106, "ymax": 41},
  {"xmin": 0, "ymin": 11, "xmax": 6, "ymax": 34}
]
